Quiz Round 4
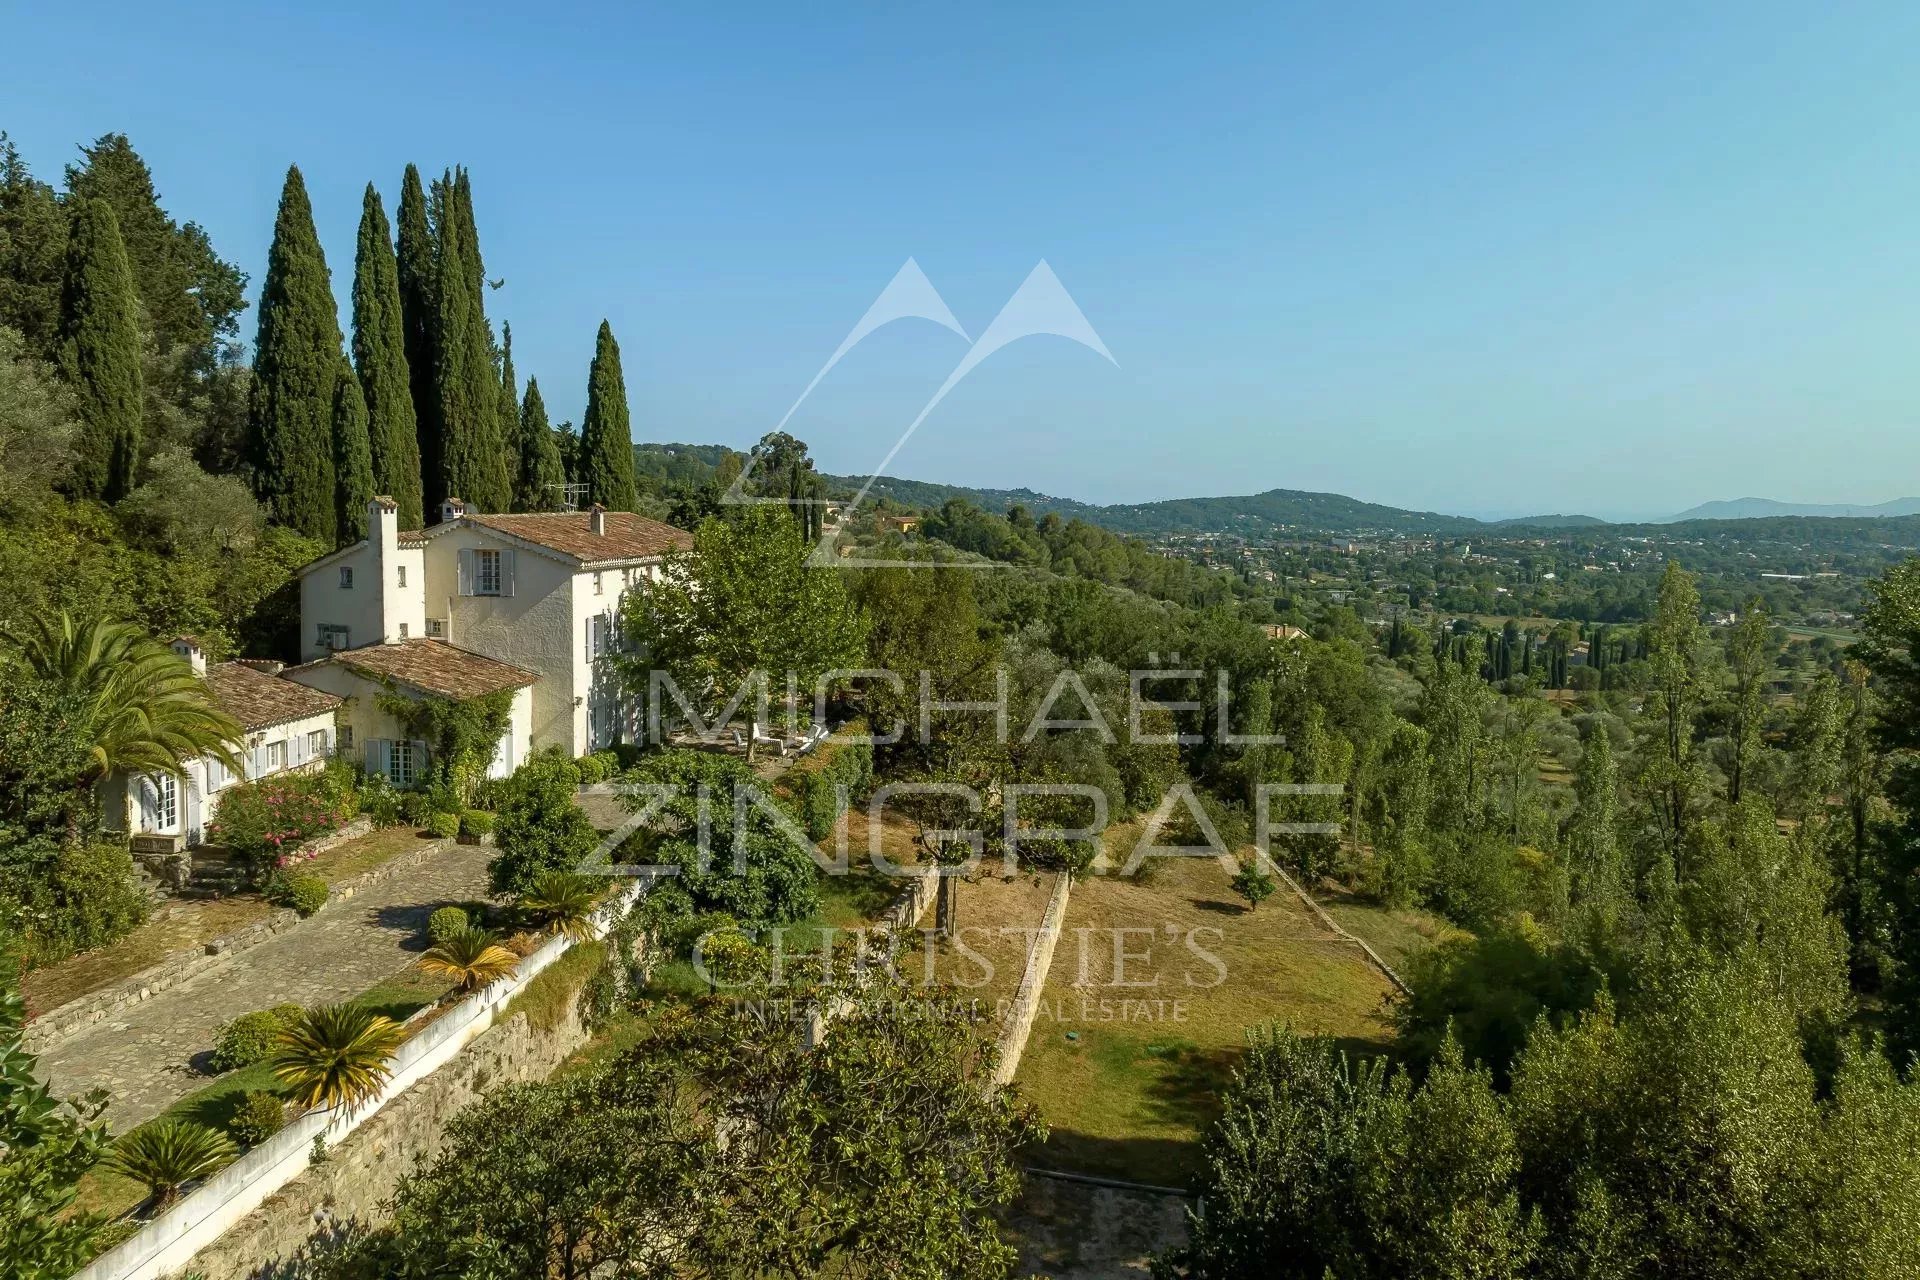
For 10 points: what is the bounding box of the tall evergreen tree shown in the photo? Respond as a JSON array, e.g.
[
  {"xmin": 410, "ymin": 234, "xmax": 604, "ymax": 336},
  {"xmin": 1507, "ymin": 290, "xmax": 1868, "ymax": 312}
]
[
  {"xmin": 350, "ymin": 183, "xmax": 423, "ymax": 529},
  {"xmin": 332, "ymin": 357, "xmax": 375, "ymax": 545},
  {"xmin": 579, "ymin": 320, "xmax": 637, "ymax": 511},
  {"xmin": 0, "ymin": 133, "xmax": 68, "ymax": 359},
  {"xmin": 430, "ymin": 168, "xmax": 510, "ymax": 513},
  {"xmin": 496, "ymin": 320, "xmax": 520, "ymax": 502},
  {"xmin": 58, "ymin": 199, "xmax": 143, "ymax": 502},
  {"xmin": 395, "ymin": 164, "xmax": 439, "ymax": 512},
  {"xmin": 247, "ymin": 165, "xmax": 341, "ymax": 542},
  {"xmin": 514, "ymin": 377, "xmax": 565, "ymax": 511}
]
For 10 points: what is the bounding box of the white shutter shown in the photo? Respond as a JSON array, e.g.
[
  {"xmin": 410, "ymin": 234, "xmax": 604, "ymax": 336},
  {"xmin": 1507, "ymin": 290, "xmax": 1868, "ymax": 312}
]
[
  {"xmin": 457, "ymin": 549, "xmax": 475, "ymax": 596},
  {"xmin": 251, "ymin": 746, "xmax": 265, "ymax": 780},
  {"xmin": 365, "ymin": 738, "xmax": 386, "ymax": 778},
  {"xmin": 503, "ymin": 549, "xmax": 517, "ymax": 598}
]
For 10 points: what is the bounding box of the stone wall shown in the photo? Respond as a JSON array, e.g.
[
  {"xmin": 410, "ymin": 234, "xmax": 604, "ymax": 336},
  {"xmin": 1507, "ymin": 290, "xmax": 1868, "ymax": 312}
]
[
  {"xmin": 185, "ymin": 997, "xmax": 596, "ymax": 1280},
  {"xmin": 992, "ymin": 872, "xmax": 1072, "ymax": 1086}
]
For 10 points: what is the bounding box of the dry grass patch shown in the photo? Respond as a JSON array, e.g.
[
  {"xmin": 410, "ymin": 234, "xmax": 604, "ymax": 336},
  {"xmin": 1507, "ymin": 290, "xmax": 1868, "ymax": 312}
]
[
  {"xmin": 301, "ymin": 825, "xmax": 444, "ymax": 885},
  {"xmin": 910, "ymin": 870, "xmax": 1059, "ymax": 1025},
  {"xmin": 1015, "ymin": 857, "xmax": 1397, "ymax": 1184},
  {"xmin": 21, "ymin": 898, "xmax": 273, "ymax": 1018}
]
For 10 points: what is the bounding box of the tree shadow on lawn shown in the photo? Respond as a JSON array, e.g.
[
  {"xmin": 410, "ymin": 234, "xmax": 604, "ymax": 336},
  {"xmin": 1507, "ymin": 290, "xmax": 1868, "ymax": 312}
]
[{"xmin": 1189, "ymin": 897, "xmax": 1248, "ymax": 915}]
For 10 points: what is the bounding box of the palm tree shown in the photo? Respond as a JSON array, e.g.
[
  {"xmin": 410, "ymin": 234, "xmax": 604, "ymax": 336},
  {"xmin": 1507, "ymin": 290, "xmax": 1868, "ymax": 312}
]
[
  {"xmin": 517, "ymin": 870, "xmax": 599, "ymax": 940},
  {"xmin": 5, "ymin": 612, "xmax": 244, "ymax": 785},
  {"xmin": 106, "ymin": 1119, "xmax": 236, "ymax": 1211},
  {"xmin": 418, "ymin": 927, "xmax": 520, "ymax": 993},
  {"xmin": 272, "ymin": 1003, "xmax": 406, "ymax": 1115}
]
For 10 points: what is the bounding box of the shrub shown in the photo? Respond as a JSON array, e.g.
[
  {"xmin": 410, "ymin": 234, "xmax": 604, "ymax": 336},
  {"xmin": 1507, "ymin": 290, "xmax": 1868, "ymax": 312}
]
[
  {"xmin": 418, "ymin": 927, "xmax": 520, "ymax": 993},
  {"xmin": 358, "ymin": 774, "xmax": 404, "ymax": 827},
  {"xmin": 9, "ymin": 839, "xmax": 150, "ymax": 969},
  {"xmin": 573, "ymin": 753, "xmax": 607, "ymax": 785},
  {"xmin": 427, "ymin": 812, "xmax": 460, "ymax": 841},
  {"xmin": 212, "ymin": 1006, "xmax": 302, "ymax": 1072},
  {"xmin": 427, "ymin": 906, "xmax": 469, "ymax": 946},
  {"xmin": 207, "ymin": 774, "xmax": 352, "ymax": 875},
  {"xmin": 265, "ymin": 872, "xmax": 328, "ymax": 917},
  {"xmin": 589, "ymin": 749, "xmax": 622, "ymax": 778},
  {"xmin": 273, "ymin": 1003, "xmax": 406, "ymax": 1115},
  {"xmin": 227, "ymin": 1090, "xmax": 287, "ymax": 1147},
  {"xmin": 400, "ymin": 791, "xmax": 434, "ymax": 827},
  {"xmin": 518, "ymin": 870, "xmax": 599, "ymax": 940},
  {"xmin": 458, "ymin": 809, "xmax": 495, "ymax": 840},
  {"xmin": 105, "ymin": 1119, "xmax": 235, "ymax": 1210},
  {"xmin": 488, "ymin": 748, "xmax": 598, "ymax": 896}
]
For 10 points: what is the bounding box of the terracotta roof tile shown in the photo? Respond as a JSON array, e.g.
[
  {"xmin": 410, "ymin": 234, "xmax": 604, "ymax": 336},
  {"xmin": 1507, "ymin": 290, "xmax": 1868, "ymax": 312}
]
[
  {"xmin": 462, "ymin": 510, "xmax": 692, "ymax": 565},
  {"xmin": 205, "ymin": 662, "xmax": 342, "ymax": 731},
  {"xmin": 322, "ymin": 639, "xmax": 538, "ymax": 700}
]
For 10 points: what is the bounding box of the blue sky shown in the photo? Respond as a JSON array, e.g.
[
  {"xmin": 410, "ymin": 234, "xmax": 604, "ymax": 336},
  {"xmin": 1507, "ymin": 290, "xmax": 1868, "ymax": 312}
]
[{"xmin": 8, "ymin": 2, "xmax": 1920, "ymax": 519}]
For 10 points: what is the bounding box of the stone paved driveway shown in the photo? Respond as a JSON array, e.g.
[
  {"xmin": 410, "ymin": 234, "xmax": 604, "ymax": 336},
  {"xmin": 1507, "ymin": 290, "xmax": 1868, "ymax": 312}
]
[{"xmin": 40, "ymin": 841, "xmax": 495, "ymax": 1132}]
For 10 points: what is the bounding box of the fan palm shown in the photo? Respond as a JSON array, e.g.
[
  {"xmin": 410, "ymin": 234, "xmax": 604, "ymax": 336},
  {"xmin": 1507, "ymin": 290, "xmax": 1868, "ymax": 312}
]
[
  {"xmin": 518, "ymin": 870, "xmax": 600, "ymax": 940},
  {"xmin": 272, "ymin": 1003, "xmax": 406, "ymax": 1115},
  {"xmin": 418, "ymin": 927, "xmax": 521, "ymax": 993},
  {"xmin": 106, "ymin": 1119, "xmax": 236, "ymax": 1211},
  {"xmin": 6, "ymin": 612, "xmax": 244, "ymax": 783}
]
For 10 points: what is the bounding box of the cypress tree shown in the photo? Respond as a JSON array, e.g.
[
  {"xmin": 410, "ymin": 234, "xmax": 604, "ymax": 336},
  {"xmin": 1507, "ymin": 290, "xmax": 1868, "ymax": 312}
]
[
  {"xmin": 395, "ymin": 164, "xmax": 439, "ymax": 512},
  {"xmin": 351, "ymin": 183, "xmax": 424, "ymax": 528},
  {"xmin": 579, "ymin": 320, "xmax": 637, "ymax": 511},
  {"xmin": 515, "ymin": 376, "xmax": 565, "ymax": 511},
  {"xmin": 497, "ymin": 320, "xmax": 521, "ymax": 503},
  {"xmin": 430, "ymin": 168, "xmax": 511, "ymax": 513},
  {"xmin": 248, "ymin": 165, "xmax": 342, "ymax": 542},
  {"xmin": 57, "ymin": 198, "xmax": 143, "ymax": 502},
  {"xmin": 332, "ymin": 357, "xmax": 374, "ymax": 544}
]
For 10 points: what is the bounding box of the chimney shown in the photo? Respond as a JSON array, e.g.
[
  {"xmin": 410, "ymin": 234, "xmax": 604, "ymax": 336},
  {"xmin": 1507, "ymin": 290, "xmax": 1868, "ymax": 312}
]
[
  {"xmin": 588, "ymin": 503, "xmax": 606, "ymax": 536},
  {"xmin": 440, "ymin": 497, "xmax": 468, "ymax": 524},
  {"xmin": 371, "ymin": 496, "xmax": 401, "ymax": 643},
  {"xmin": 170, "ymin": 636, "xmax": 207, "ymax": 676}
]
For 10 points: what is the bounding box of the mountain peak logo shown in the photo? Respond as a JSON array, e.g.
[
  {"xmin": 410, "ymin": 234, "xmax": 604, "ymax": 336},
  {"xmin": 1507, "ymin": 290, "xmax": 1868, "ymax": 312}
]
[{"xmin": 724, "ymin": 258, "xmax": 1116, "ymax": 567}]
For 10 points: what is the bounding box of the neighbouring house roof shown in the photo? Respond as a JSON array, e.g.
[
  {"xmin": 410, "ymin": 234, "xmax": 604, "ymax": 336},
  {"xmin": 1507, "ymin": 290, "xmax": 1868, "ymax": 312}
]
[
  {"xmin": 458, "ymin": 510, "xmax": 693, "ymax": 566},
  {"xmin": 205, "ymin": 661, "xmax": 342, "ymax": 731},
  {"xmin": 298, "ymin": 638, "xmax": 538, "ymax": 701}
]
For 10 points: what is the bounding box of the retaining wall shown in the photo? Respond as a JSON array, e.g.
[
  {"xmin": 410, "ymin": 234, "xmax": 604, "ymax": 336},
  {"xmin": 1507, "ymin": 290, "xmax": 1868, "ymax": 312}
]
[{"xmin": 991, "ymin": 872, "xmax": 1072, "ymax": 1086}]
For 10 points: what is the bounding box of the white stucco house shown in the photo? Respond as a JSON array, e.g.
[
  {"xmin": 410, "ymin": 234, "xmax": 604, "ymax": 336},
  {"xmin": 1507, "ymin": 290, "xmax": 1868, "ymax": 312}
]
[
  {"xmin": 104, "ymin": 637, "xmax": 343, "ymax": 852},
  {"xmin": 283, "ymin": 496, "xmax": 692, "ymax": 778}
]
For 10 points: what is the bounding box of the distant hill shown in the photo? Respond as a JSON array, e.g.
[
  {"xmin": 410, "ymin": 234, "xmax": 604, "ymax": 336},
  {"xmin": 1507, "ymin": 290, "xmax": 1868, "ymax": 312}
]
[
  {"xmin": 1664, "ymin": 496, "xmax": 1920, "ymax": 522},
  {"xmin": 1491, "ymin": 513, "xmax": 1609, "ymax": 529}
]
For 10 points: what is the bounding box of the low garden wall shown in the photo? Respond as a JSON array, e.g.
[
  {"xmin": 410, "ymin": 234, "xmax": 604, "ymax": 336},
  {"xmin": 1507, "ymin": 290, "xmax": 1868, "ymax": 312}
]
[
  {"xmin": 991, "ymin": 872, "xmax": 1072, "ymax": 1087},
  {"xmin": 70, "ymin": 879, "xmax": 645, "ymax": 1280},
  {"xmin": 25, "ymin": 828, "xmax": 451, "ymax": 1053}
]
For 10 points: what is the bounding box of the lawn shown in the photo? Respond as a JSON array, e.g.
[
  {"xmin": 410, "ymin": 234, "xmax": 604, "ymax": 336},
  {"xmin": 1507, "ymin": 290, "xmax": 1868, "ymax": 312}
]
[
  {"xmin": 1316, "ymin": 886, "xmax": 1461, "ymax": 974},
  {"xmin": 73, "ymin": 966, "xmax": 455, "ymax": 1222},
  {"xmin": 22, "ymin": 897, "xmax": 274, "ymax": 1018},
  {"xmin": 300, "ymin": 824, "xmax": 445, "ymax": 885},
  {"xmin": 1014, "ymin": 857, "xmax": 1398, "ymax": 1184}
]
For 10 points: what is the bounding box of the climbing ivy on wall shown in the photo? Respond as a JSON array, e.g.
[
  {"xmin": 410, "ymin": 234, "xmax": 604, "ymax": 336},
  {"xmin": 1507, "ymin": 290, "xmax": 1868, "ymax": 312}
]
[{"xmin": 376, "ymin": 686, "xmax": 515, "ymax": 803}]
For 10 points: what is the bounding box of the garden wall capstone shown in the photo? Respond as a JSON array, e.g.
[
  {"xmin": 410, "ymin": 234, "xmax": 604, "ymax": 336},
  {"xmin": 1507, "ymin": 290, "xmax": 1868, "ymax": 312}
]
[
  {"xmin": 992, "ymin": 871, "xmax": 1072, "ymax": 1086},
  {"xmin": 24, "ymin": 827, "xmax": 450, "ymax": 1053}
]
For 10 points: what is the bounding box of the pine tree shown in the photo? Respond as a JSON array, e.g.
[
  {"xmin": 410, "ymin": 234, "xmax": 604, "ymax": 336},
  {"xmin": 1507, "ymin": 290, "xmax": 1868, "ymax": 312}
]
[
  {"xmin": 0, "ymin": 133, "xmax": 68, "ymax": 360},
  {"xmin": 579, "ymin": 320, "xmax": 637, "ymax": 511},
  {"xmin": 247, "ymin": 165, "xmax": 342, "ymax": 542},
  {"xmin": 395, "ymin": 164, "xmax": 439, "ymax": 513},
  {"xmin": 430, "ymin": 168, "xmax": 510, "ymax": 513},
  {"xmin": 57, "ymin": 198, "xmax": 143, "ymax": 502},
  {"xmin": 332, "ymin": 357, "xmax": 374, "ymax": 544},
  {"xmin": 351, "ymin": 183, "xmax": 423, "ymax": 528},
  {"xmin": 515, "ymin": 376, "xmax": 565, "ymax": 511}
]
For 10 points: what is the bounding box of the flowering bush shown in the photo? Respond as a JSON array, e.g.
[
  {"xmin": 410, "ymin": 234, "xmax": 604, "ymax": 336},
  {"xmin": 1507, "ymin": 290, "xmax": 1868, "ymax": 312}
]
[{"xmin": 207, "ymin": 774, "xmax": 353, "ymax": 874}]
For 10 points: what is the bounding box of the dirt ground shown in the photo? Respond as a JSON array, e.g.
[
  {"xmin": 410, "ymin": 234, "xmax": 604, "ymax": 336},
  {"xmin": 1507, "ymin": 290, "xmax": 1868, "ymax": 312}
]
[{"xmin": 1003, "ymin": 1174, "xmax": 1192, "ymax": 1279}]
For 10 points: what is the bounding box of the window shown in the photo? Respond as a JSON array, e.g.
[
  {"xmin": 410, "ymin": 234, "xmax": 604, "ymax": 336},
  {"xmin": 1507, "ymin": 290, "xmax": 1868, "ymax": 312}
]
[
  {"xmin": 317, "ymin": 623, "xmax": 349, "ymax": 651},
  {"xmin": 149, "ymin": 774, "xmax": 177, "ymax": 830},
  {"xmin": 264, "ymin": 740, "xmax": 286, "ymax": 772},
  {"xmin": 388, "ymin": 740, "xmax": 417, "ymax": 788},
  {"xmin": 586, "ymin": 614, "xmax": 611, "ymax": 663},
  {"xmin": 396, "ymin": 565, "xmax": 407, "ymax": 587},
  {"xmin": 475, "ymin": 549, "xmax": 502, "ymax": 596},
  {"xmin": 339, "ymin": 566, "xmax": 354, "ymax": 589},
  {"xmin": 593, "ymin": 571, "xmax": 603, "ymax": 595},
  {"xmin": 307, "ymin": 729, "xmax": 327, "ymax": 757},
  {"xmin": 339, "ymin": 725, "xmax": 354, "ymax": 753},
  {"xmin": 426, "ymin": 618, "xmax": 446, "ymax": 638},
  {"xmin": 399, "ymin": 622, "xmax": 409, "ymax": 638}
]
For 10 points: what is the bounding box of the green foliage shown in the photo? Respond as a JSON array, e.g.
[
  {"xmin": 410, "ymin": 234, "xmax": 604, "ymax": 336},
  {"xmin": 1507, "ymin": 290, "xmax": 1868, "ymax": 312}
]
[
  {"xmin": 1230, "ymin": 858, "xmax": 1276, "ymax": 911},
  {"xmin": 226, "ymin": 1090, "xmax": 287, "ymax": 1147},
  {"xmin": 376, "ymin": 686, "xmax": 514, "ymax": 804},
  {"xmin": 356, "ymin": 774, "xmax": 404, "ymax": 827},
  {"xmin": 428, "ymin": 168, "xmax": 510, "ymax": 512},
  {"xmin": 457, "ymin": 808, "xmax": 494, "ymax": 840},
  {"xmin": 426, "ymin": 906, "xmax": 469, "ymax": 946},
  {"xmin": 795, "ymin": 739, "xmax": 874, "ymax": 840},
  {"xmin": 272, "ymin": 1002, "xmax": 405, "ymax": 1115},
  {"xmin": 210, "ymin": 1005, "xmax": 303, "ymax": 1073},
  {"xmin": 579, "ymin": 320, "xmax": 637, "ymax": 511},
  {"xmin": 418, "ymin": 927, "xmax": 519, "ymax": 993},
  {"xmin": 426, "ymin": 811, "xmax": 459, "ymax": 842},
  {"xmin": 57, "ymin": 198, "xmax": 142, "ymax": 501},
  {"xmin": 105, "ymin": 1118, "xmax": 235, "ymax": 1210},
  {"xmin": 330, "ymin": 357, "xmax": 374, "ymax": 545},
  {"xmin": 247, "ymin": 165, "xmax": 342, "ymax": 542},
  {"xmin": 0, "ymin": 326, "xmax": 77, "ymax": 510},
  {"xmin": 488, "ymin": 746, "xmax": 597, "ymax": 896},
  {"xmin": 313, "ymin": 968, "xmax": 1038, "ymax": 1280},
  {"xmin": 265, "ymin": 871, "xmax": 328, "ymax": 917},
  {"xmin": 394, "ymin": 165, "xmax": 439, "ymax": 515},
  {"xmin": 4, "ymin": 841, "xmax": 150, "ymax": 970},
  {"xmin": 518, "ymin": 870, "xmax": 599, "ymax": 941},
  {"xmin": 572, "ymin": 752, "xmax": 607, "ymax": 785},
  {"xmin": 0, "ymin": 978, "xmax": 110, "ymax": 1278},
  {"xmin": 513, "ymin": 376, "xmax": 565, "ymax": 512},
  {"xmin": 206, "ymin": 771, "xmax": 351, "ymax": 874},
  {"xmin": 350, "ymin": 182, "xmax": 423, "ymax": 529}
]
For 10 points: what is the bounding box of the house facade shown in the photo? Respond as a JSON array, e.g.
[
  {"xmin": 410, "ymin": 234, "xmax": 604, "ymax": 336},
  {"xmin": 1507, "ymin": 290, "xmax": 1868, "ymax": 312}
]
[
  {"xmin": 103, "ymin": 638, "xmax": 343, "ymax": 851},
  {"xmin": 288, "ymin": 497, "xmax": 692, "ymax": 769}
]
